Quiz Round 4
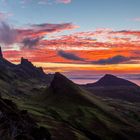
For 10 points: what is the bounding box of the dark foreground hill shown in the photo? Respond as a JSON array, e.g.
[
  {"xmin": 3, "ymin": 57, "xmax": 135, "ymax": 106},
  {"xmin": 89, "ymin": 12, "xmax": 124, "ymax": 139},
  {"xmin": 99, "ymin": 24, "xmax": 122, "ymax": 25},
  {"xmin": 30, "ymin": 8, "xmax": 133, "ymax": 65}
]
[
  {"xmin": 0, "ymin": 95, "xmax": 51, "ymax": 140},
  {"xmin": 82, "ymin": 74, "xmax": 140, "ymax": 102}
]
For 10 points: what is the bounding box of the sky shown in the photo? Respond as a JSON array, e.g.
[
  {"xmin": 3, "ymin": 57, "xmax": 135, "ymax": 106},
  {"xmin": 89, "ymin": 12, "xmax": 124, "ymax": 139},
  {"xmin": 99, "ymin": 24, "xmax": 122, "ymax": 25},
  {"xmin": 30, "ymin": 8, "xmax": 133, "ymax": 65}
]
[{"xmin": 0, "ymin": 0, "xmax": 140, "ymax": 77}]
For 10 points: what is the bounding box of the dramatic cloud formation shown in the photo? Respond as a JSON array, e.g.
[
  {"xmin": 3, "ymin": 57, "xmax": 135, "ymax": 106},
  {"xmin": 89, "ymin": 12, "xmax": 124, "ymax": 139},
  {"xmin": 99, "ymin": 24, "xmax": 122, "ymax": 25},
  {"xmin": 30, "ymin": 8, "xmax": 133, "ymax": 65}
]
[
  {"xmin": 58, "ymin": 50, "xmax": 85, "ymax": 61},
  {"xmin": 18, "ymin": 23, "xmax": 78, "ymax": 39},
  {"xmin": 0, "ymin": 21, "xmax": 140, "ymax": 73},
  {"xmin": 1, "ymin": 22, "xmax": 77, "ymax": 48},
  {"xmin": 18, "ymin": 23, "xmax": 78, "ymax": 48},
  {"xmin": 21, "ymin": 37, "xmax": 42, "ymax": 49},
  {"xmin": 0, "ymin": 0, "xmax": 140, "ymax": 75},
  {"xmin": 0, "ymin": 22, "xmax": 17, "ymax": 45},
  {"xmin": 35, "ymin": 28, "xmax": 140, "ymax": 54},
  {"xmin": 92, "ymin": 55, "xmax": 131, "ymax": 65}
]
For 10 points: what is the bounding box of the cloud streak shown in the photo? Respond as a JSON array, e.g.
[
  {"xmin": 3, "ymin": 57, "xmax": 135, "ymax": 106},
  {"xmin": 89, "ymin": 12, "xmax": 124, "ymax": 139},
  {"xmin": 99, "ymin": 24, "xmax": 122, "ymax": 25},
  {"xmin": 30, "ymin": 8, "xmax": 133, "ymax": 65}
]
[
  {"xmin": 92, "ymin": 55, "xmax": 131, "ymax": 65},
  {"xmin": 5, "ymin": 0, "xmax": 72, "ymax": 5},
  {"xmin": 18, "ymin": 23, "xmax": 78, "ymax": 39},
  {"xmin": 21, "ymin": 37, "xmax": 42, "ymax": 49},
  {"xmin": 56, "ymin": 0, "xmax": 72, "ymax": 4},
  {"xmin": 58, "ymin": 50, "xmax": 85, "ymax": 61}
]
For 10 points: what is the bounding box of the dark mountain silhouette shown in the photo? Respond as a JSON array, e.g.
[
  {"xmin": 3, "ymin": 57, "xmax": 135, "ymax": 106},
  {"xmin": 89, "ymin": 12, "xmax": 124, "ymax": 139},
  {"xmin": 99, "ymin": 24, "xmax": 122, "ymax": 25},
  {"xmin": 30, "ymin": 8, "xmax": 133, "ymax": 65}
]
[
  {"xmin": 83, "ymin": 74, "xmax": 140, "ymax": 102},
  {"xmin": 0, "ymin": 48, "xmax": 17, "ymax": 82},
  {"xmin": 17, "ymin": 57, "xmax": 49, "ymax": 80},
  {"xmin": 85, "ymin": 74, "xmax": 139, "ymax": 87},
  {"xmin": 45, "ymin": 72, "xmax": 95, "ymax": 106},
  {"xmin": 50, "ymin": 72, "xmax": 82, "ymax": 95},
  {"xmin": 0, "ymin": 47, "xmax": 15, "ymax": 68},
  {"xmin": 0, "ymin": 47, "xmax": 3, "ymax": 58},
  {"xmin": 0, "ymin": 47, "xmax": 53, "ymax": 83}
]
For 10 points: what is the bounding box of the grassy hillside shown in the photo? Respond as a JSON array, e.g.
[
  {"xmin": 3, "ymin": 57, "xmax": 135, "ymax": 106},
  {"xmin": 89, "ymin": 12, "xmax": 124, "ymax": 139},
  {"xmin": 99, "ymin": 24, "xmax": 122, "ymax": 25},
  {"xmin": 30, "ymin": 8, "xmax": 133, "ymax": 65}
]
[
  {"xmin": 24, "ymin": 72, "xmax": 140, "ymax": 140},
  {"xmin": 0, "ymin": 72, "xmax": 140, "ymax": 140}
]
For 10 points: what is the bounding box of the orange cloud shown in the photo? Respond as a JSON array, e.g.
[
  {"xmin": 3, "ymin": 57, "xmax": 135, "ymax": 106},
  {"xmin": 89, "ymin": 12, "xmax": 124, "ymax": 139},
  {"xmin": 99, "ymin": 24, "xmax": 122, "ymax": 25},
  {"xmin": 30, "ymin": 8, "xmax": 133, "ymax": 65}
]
[
  {"xmin": 17, "ymin": 23, "xmax": 78, "ymax": 39},
  {"xmin": 2, "ymin": 27, "xmax": 140, "ymax": 74}
]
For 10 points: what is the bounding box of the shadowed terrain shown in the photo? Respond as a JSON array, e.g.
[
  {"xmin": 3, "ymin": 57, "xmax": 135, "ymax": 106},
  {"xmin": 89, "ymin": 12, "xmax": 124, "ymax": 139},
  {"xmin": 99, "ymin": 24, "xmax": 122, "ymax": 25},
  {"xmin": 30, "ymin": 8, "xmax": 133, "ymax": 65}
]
[
  {"xmin": 0, "ymin": 95, "xmax": 51, "ymax": 140},
  {"xmin": 0, "ymin": 48, "xmax": 140, "ymax": 140}
]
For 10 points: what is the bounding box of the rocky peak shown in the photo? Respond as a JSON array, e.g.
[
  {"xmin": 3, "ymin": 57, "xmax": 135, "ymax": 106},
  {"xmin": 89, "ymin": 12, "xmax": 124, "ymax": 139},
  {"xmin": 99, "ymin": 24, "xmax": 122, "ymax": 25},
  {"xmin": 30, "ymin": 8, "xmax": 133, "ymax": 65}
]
[
  {"xmin": 0, "ymin": 47, "xmax": 3, "ymax": 58},
  {"xmin": 92, "ymin": 74, "xmax": 138, "ymax": 87},
  {"xmin": 18, "ymin": 57, "xmax": 51, "ymax": 81},
  {"xmin": 20, "ymin": 57, "xmax": 34, "ymax": 67},
  {"xmin": 37, "ymin": 66, "xmax": 44, "ymax": 73},
  {"xmin": 102, "ymin": 74, "xmax": 117, "ymax": 79},
  {"xmin": 0, "ymin": 47, "xmax": 15, "ymax": 68},
  {"xmin": 20, "ymin": 57, "xmax": 46, "ymax": 73},
  {"xmin": 50, "ymin": 72, "xmax": 78, "ymax": 94},
  {"xmin": 51, "ymin": 72, "xmax": 72, "ymax": 87}
]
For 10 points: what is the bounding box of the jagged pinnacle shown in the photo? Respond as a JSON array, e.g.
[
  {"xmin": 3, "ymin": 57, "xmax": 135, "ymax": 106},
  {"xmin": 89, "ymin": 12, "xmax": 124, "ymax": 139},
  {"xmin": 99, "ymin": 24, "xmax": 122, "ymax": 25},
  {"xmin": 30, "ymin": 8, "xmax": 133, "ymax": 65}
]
[{"xmin": 0, "ymin": 46, "xmax": 3, "ymax": 58}]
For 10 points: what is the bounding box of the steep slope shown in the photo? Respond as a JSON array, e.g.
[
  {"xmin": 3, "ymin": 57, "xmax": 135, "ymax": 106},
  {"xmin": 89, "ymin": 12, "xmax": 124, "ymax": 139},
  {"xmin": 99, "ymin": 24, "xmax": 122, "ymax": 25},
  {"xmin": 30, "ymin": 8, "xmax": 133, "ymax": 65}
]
[
  {"xmin": 83, "ymin": 74, "xmax": 140, "ymax": 102},
  {"xmin": 0, "ymin": 47, "xmax": 53, "ymax": 98},
  {"xmin": 44, "ymin": 72, "xmax": 95, "ymax": 106},
  {"xmin": 0, "ymin": 47, "xmax": 16, "ymax": 68},
  {"xmin": 33, "ymin": 72, "xmax": 140, "ymax": 140}
]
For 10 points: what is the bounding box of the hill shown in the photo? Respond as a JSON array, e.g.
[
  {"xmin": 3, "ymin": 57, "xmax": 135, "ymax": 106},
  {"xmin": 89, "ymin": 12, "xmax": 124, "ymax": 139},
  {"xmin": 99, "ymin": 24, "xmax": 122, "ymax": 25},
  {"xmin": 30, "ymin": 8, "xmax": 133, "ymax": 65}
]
[
  {"xmin": 0, "ymin": 47, "xmax": 53, "ymax": 98},
  {"xmin": 32, "ymin": 72, "xmax": 140, "ymax": 140},
  {"xmin": 85, "ymin": 74, "xmax": 139, "ymax": 87},
  {"xmin": 82, "ymin": 74, "xmax": 140, "ymax": 102},
  {"xmin": 0, "ymin": 95, "xmax": 51, "ymax": 140},
  {"xmin": 0, "ymin": 47, "xmax": 140, "ymax": 140}
]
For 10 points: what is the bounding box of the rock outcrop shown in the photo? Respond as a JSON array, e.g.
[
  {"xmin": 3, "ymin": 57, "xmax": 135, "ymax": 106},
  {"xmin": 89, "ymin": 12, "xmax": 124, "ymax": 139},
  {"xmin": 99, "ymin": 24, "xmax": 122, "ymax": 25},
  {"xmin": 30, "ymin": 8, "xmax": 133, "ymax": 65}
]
[{"xmin": 0, "ymin": 96, "xmax": 51, "ymax": 140}]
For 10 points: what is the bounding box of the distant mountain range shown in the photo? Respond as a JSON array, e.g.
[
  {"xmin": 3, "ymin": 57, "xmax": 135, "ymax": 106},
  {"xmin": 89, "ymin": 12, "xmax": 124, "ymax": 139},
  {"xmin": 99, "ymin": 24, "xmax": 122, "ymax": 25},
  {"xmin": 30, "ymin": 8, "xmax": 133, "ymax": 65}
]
[{"xmin": 0, "ymin": 47, "xmax": 140, "ymax": 140}]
